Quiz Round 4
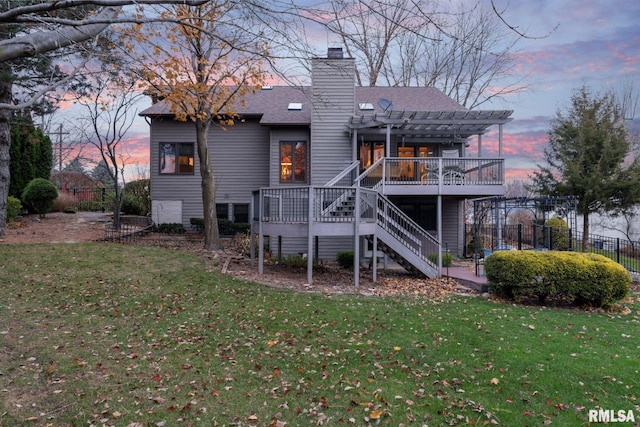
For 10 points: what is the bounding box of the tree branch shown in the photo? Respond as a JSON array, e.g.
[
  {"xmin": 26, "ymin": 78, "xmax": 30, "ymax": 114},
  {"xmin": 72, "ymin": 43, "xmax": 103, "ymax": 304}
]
[{"xmin": 0, "ymin": 0, "xmax": 208, "ymax": 23}]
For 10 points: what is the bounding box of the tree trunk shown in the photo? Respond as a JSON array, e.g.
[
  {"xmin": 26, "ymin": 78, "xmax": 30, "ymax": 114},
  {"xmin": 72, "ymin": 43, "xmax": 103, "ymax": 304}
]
[
  {"xmin": 582, "ymin": 211, "xmax": 590, "ymax": 252},
  {"xmin": 0, "ymin": 64, "xmax": 13, "ymax": 238},
  {"xmin": 195, "ymin": 119, "xmax": 220, "ymax": 251}
]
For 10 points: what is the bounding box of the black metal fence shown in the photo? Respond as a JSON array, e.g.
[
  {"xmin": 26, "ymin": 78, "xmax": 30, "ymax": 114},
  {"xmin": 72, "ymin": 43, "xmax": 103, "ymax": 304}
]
[
  {"xmin": 103, "ymin": 223, "xmax": 139, "ymax": 243},
  {"xmin": 60, "ymin": 188, "xmax": 108, "ymax": 212},
  {"xmin": 466, "ymin": 223, "xmax": 640, "ymax": 274}
]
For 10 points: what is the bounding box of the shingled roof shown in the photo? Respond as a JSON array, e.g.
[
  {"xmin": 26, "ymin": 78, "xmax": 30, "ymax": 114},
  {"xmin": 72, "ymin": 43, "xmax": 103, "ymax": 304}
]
[{"xmin": 139, "ymin": 85, "xmax": 467, "ymax": 125}]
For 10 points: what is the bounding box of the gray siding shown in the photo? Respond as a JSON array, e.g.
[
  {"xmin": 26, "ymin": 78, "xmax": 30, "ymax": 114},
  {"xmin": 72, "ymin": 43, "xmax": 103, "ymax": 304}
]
[
  {"xmin": 441, "ymin": 198, "xmax": 463, "ymax": 256},
  {"xmin": 310, "ymin": 58, "xmax": 356, "ymax": 185},
  {"xmin": 149, "ymin": 118, "xmax": 270, "ymax": 226},
  {"xmin": 268, "ymin": 236, "xmax": 354, "ymax": 261}
]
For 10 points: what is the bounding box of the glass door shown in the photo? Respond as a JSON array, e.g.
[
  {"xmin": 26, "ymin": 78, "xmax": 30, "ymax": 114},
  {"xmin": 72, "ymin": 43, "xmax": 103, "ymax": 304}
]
[{"xmin": 397, "ymin": 146, "xmax": 415, "ymax": 180}]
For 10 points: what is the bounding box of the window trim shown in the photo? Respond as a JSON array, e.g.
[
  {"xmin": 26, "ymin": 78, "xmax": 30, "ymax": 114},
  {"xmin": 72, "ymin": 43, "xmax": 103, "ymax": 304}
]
[
  {"xmin": 279, "ymin": 140, "xmax": 307, "ymax": 183},
  {"xmin": 159, "ymin": 142, "xmax": 195, "ymax": 175}
]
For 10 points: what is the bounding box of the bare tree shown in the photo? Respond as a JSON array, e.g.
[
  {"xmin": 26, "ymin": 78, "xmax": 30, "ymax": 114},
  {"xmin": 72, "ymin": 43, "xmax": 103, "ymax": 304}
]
[
  {"xmin": 0, "ymin": 0, "xmax": 208, "ymax": 237},
  {"xmin": 292, "ymin": 0, "xmax": 533, "ymax": 108},
  {"xmin": 72, "ymin": 76, "xmax": 141, "ymax": 228}
]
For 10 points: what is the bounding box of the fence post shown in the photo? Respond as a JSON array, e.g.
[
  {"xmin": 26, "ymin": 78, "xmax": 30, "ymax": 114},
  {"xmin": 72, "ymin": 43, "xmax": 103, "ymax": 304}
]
[
  {"xmin": 517, "ymin": 224, "xmax": 522, "ymax": 250},
  {"xmin": 569, "ymin": 228, "xmax": 574, "ymax": 251},
  {"xmin": 101, "ymin": 188, "xmax": 106, "ymax": 213},
  {"xmin": 616, "ymin": 238, "xmax": 620, "ymax": 264},
  {"xmin": 533, "ymin": 224, "xmax": 538, "ymax": 248}
]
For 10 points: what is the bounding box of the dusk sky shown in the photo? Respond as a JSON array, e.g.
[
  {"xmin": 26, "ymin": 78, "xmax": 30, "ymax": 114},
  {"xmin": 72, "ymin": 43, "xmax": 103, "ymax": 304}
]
[
  {"xmin": 66, "ymin": 0, "xmax": 640, "ymax": 183},
  {"xmin": 479, "ymin": 0, "xmax": 640, "ymax": 182}
]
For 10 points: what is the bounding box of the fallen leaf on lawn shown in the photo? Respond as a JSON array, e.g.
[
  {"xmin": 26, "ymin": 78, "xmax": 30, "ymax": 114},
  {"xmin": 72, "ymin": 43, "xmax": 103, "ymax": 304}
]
[
  {"xmin": 490, "ymin": 378, "xmax": 499, "ymax": 385},
  {"xmin": 370, "ymin": 409, "xmax": 383, "ymax": 419}
]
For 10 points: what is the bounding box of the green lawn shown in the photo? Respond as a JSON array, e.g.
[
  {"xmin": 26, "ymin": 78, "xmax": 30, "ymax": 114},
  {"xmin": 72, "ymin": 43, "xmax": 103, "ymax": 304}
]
[{"xmin": 0, "ymin": 243, "xmax": 638, "ymax": 426}]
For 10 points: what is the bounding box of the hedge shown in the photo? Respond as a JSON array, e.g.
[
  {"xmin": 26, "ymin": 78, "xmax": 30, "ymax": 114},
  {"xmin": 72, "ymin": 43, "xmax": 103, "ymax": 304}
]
[{"xmin": 484, "ymin": 250, "xmax": 630, "ymax": 308}]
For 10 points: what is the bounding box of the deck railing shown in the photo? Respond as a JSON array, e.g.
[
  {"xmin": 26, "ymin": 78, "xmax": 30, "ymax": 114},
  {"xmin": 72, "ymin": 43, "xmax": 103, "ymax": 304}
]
[
  {"xmin": 357, "ymin": 157, "xmax": 504, "ymax": 187},
  {"xmin": 257, "ymin": 186, "xmax": 377, "ymax": 224}
]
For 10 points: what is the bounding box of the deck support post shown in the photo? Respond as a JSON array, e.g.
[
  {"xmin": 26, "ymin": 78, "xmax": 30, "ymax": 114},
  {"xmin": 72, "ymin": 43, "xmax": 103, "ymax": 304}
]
[
  {"xmin": 352, "ymin": 130, "xmax": 358, "ymax": 163},
  {"xmin": 437, "ymin": 194, "xmax": 443, "ymax": 276},
  {"xmin": 385, "ymin": 125, "xmax": 391, "ymax": 157},
  {"xmin": 307, "ymin": 186, "xmax": 314, "ymax": 285},
  {"xmin": 250, "ymin": 221, "xmax": 255, "ymax": 267},
  {"xmin": 354, "ymin": 186, "xmax": 361, "ymax": 287},
  {"xmin": 372, "ymin": 234, "xmax": 378, "ymax": 282},
  {"xmin": 258, "ymin": 216, "xmax": 264, "ymax": 275}
]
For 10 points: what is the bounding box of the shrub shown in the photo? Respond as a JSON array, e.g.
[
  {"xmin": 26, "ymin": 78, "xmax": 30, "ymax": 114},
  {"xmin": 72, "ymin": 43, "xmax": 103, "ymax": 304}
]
[
  {"xmin": 545, "ymin": 217, "xmax": 570, "ymax": 250},
  {"xmin": 123, "ymin": 179, "xmax": 150, "ymax": 215},
  {"xmin": 218, "ymin": 218, "xmax": 250, "ymax": 236},
  {"xmin": 190, "ymin": 217, "xmax": 205, "ymax": 233},
  {"xmin": 485, "ymin": 250, "xmax": 630, "ymax": 308},
  {"xmin": 466, "ymin": 235, "xmax": 484, "ymax": 257},
  {"xmin": 280, "ymin": 254, "xmax": 307, "ymax": 271},
  {"xmin": 428, "ymin": 251, "xmax": 453, "ymax": 267},
  {"xmin": 188, "ymin": 218, "xmax": 251, "ymax": 236},
  {"xmin": 336, "ymin": 251, "xmax": 354, "ymax": 269},
  {"xmin": 21, "ymin": 178, "xmax": 58, "ymax": 217},
  {"xmin": 121, "ymin": 193, "xmax": 146, "ymax": 216},
  {"xmin": 7, "ymin": 196, "xmax": 22, "ymax": 222},
  {"xmin": 52, "ymin": 192, "xmax": 77, "ymax": 213},
  {"xmin": 156, "ymin": 223, "xmax": 185, "ymax": 234}
]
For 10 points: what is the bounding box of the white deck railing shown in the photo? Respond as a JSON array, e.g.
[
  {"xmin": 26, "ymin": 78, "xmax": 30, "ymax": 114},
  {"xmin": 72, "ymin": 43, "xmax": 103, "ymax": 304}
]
[{"xmin": 357, "ymin": 157, "xmax": 504, "ymax": 188}]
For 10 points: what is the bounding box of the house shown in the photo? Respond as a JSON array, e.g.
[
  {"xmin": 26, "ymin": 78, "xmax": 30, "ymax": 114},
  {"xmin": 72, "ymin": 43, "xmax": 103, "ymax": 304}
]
[{"xmin": 140, "ymin": 48, "xmax": 513, "ymax": 285}]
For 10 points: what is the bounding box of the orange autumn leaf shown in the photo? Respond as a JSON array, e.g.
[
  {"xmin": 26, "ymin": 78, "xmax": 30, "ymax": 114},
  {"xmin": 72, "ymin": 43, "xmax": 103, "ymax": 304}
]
[{"xmin": 370, "ymin": 409, "xmax": 383, "ymax": 419}]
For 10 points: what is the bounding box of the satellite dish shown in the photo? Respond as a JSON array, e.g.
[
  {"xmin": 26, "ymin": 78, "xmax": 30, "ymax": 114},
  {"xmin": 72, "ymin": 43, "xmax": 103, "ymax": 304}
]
[{"xmin": 378, "ymin": 98, "xmax": 393, "ymax": 111}]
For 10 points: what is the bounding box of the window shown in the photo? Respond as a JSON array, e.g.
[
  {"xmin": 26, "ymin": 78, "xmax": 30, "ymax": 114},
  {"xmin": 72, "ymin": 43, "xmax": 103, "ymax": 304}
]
[
  {"xmin": 160, "ymin": 143, "xmax": 194, "ymax": 174},
  {"xmin": 280, "ymin": 141, "xmax": 307, "ymax": 183},
  {"xmin": 233, "ymin": 204, "xmax": 249, "ymax": 223},
  {"xmin": 216, "ymin": 203, "xmax": 229, "ymax": 220},
  {"xmin": 359, "ymin": 142, "xmax": 384, "ymax": 169}
]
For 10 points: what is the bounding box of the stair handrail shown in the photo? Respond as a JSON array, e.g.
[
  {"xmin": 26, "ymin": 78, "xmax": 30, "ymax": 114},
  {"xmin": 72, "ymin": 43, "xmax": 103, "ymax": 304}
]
[
  {"xmin": 355, "ymin": 157, "xmax": 385, "ymax": 189},
  {"xmin": 375, "ymin": 193, "xmax": 439, "ymax": 269},
  {"xmin": 325, "ymin": 161, "xmax": 360, "ymax": 187}
]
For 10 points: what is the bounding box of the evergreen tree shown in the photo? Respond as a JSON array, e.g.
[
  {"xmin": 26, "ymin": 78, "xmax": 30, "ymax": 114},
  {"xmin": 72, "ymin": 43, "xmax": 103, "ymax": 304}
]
[
  {"xmin": 92, "ymin": 160, "xmax": 115, "ymax": 190},
  {"xmin": 531, "ymin": 86, "xmax": 640, "ymax": 251},
  {"xmin": 9, "ymin": 115, "xmax": 53, "ymax": 198},
  {"xmin": 64, "ymin": 157, "xmax": 87, "ymax": 174}
]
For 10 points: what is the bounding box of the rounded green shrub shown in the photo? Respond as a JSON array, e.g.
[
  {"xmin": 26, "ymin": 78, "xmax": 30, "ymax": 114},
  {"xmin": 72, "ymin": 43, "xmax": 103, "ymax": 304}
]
[
  {"xmin": 485, "ymin": 250, "xmax": 630, "ymax": 308},
  {"xmin": 336, "ymin": 251, "xmax": 354, "ymax": 269},
  {"xmin": 21, "ymin": 178, "xmax": 58, "ymax": 217},
  {"xmin": 7, "ymin": 196, "xmax": 22, "ymax": 222}
]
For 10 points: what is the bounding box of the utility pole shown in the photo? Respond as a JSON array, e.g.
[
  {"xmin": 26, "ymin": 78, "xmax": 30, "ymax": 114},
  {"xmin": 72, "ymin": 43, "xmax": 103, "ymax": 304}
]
[{"xmin": 49, "ymin": 124, "xmax": 69, "ymax": 172}]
